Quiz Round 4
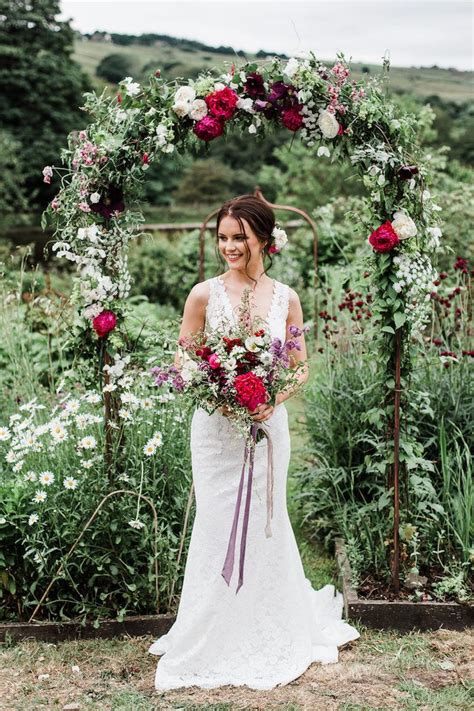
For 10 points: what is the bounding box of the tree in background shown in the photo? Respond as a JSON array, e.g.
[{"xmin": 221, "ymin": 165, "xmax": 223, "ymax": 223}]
[
  {"xmin": 0, "ymin": 0, "xmax": 91, "ymax": 210},
  {"xmin": 96, "ymin": 53, "xmax": 133, "ymax": 84}
]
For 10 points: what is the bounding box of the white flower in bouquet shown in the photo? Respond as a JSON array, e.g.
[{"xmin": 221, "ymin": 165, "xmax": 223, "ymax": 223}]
[
  {"xmin": 317, "ymin": 109, "xmax": 340, "ymax": 139},
  {"xmin": 90, "ymin": 192, "xmax": 101, "ymax": 203},
  {"xmin": 391, "ymin": 210, "xmax": 418, "ymax": 239},
  {"xmin": 189, "ymin": 99, "xmax": 208, "ymax": 120},
  {"xmin": 259, "ymin": 351, "xmax": 274, "ymax": 366},
  {"xmin": 245, "ymin": 335, "xmax": 264, "ymax": 352},
  {"xmin": 222, "ymin": 356, "xmax": 238, "ymax": 372},
  {"xmin": 173, "ymin": 100, "xmax": 191, "ymax": 118}
]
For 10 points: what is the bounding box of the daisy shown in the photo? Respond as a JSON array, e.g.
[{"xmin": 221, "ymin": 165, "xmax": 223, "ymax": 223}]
[
  {"xmin": 63, "ymin": 477, "xmax": 78, "ymax": 490},
  {"xmin": 13, "ymin": 460, "xmax": 24, "ymax": 472},
  {"xmin": 0, "ymin": 427, "xmax": 11, "ymax": 441},
  {"xmin": 141, "ymin": 398, "xmax": 154, "ymax": 410},
  {"xmin": 39, "ymin": 471, "xmax": 55, "ymax": 486},
  {"xmin": 25, "ymin": 471, "xmax": 37, "ymax": 482},
  {"xmin": 128, "ymin": 519, "xmax": 145, "ymax": 530},
  {"xmin": 84, "ymin": 392, "xmax": 101, "ymax": 404},
  {"xmin": 28, "ymin": 513, "xmax": 39, "ymax": 525},
  {"xmin": 151, "ymin": 431, "xmax": 163, "ymax": 447},
  {"xmin": 80, "ymin": 459, "xmax": 94, "ymax": 469},
  {"xmin": 64, "ymin": 399, "xmax": 80, "ymax": 414},
  {"xmin": 78, "ymin": 435, "xmax": 97, "ymax": 450},
  {"xmin": 33, "ymin": 490, "xmax": 47, "ymax": 503},
  {"xmin": 143, "ymin": 441, "xmax": 156, "ymax": 457}
]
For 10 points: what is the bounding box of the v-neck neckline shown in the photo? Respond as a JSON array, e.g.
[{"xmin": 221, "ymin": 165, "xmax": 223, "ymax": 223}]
[{"xmin": 217, "ymin": 275, "xmax": 277, "ymax": 324}]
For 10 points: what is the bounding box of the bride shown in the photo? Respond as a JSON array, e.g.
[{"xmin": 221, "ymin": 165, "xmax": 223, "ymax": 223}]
[{"xmin": 148, "ymin": 194, "xmax": 360, "ymax": 690}]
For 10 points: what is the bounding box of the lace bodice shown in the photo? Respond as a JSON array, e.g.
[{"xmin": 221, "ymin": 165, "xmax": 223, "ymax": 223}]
[{"xmin": 205, "ymin": 276, "xmax": 290, "ymax": 342}]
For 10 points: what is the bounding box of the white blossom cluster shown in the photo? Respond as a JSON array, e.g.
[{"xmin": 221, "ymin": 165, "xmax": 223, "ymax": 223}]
[{"xmin": 393, "ymin": 253, "xmax": 438, "ymax": 333}]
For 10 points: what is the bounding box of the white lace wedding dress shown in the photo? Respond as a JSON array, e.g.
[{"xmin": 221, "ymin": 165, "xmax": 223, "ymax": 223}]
[{"xmin": 148, "ymin": 276, "xmax": 360, "ymax": 690}]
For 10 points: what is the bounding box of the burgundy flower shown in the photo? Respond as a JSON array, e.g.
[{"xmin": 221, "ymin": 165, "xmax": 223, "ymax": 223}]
[
  {"xmin": 92, "ymin": 310, "xmax": 117, "ymax": 338},
  {"xmin": 243, "ymin": 72, "xmax": 266, "ymax": 98},
  {"xmin": 368, "ymin": 221, "xmax": 400, "ymax": 253},
  {"xmin": 281, "ymin": 105, "xmax": 304, "ymax": 131},
  {"xmin": 193, "ymin": 115, "xmax": 224, "ymax": 142},
  {"xmin": 267, "ymin": 81, "xmax": 292, "ymax": 102},
  {"xmin": 397, "ymin": 165, "xmax": 419, "ymax": 180},
  {"xmin": 254, "ymin": 99, "xmax": 280, "ymax": 120},
  {"xmin": 205, "ymin": 87, "xmax": 238, "ymax": 120},
  {"xmin": 90, "ymin": 186, "xmax": 125, "ymax": 219}
]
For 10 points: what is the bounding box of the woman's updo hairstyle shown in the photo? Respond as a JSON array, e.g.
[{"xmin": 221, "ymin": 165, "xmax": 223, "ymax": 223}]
[{"xmin": 215, "ymin": 194, "xmax": 276, "ymax": 283}]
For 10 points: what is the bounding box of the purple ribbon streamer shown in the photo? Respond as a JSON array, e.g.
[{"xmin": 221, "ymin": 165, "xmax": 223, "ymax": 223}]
[{"xmin": 221, "ymin": 422, "xmax": 274, "ymax": 593}]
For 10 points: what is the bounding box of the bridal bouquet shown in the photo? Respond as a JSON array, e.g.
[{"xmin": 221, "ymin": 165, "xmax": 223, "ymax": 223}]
[{"xmin": 150, "ymin": 294, "xmax": 306, "ymax": 442}]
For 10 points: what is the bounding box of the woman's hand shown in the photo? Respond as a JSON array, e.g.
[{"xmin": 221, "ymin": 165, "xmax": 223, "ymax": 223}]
[{"xmin": 249, "ymin": 402, "xmax": 274, "ymax": 422}]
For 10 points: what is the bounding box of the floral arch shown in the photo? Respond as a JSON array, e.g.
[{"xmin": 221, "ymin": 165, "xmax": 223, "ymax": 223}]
[{"xmin": 44, "ymin": 52, "xmax": 442, "ymax": 590}]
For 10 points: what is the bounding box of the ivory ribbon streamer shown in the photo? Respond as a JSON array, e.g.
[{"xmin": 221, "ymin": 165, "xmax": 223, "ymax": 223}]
[{"xmin": 221, "ymin": 421, "xmax": 274, "ymax": 593}]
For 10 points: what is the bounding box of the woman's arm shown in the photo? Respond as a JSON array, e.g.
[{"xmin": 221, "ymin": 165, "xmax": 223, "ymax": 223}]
[
  {"xmin": 174, "ymin": 282, "xmax": 209, "ymax": 370},
  {"xmin": 275, "ymin": 288, "xmax": 309, "ymax": 406}
]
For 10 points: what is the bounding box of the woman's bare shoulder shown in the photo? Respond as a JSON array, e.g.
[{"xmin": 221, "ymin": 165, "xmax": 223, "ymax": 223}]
[{"xmin": 186, "ymin": 279, "xmax": 212, "ymax": 306}]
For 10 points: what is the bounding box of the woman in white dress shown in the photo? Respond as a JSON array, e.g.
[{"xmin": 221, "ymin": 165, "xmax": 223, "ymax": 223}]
[{"xmin": 148, "ymin": 195, "xmax": 360, "ymax": 690}]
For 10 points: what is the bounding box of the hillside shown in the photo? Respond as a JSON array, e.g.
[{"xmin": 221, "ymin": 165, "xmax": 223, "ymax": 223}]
[{"xmin": 73, "ymin": 35, "xmax": 473, "ymax": 104}]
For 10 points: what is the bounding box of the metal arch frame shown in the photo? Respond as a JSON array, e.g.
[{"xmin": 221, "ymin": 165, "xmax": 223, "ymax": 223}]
[{"xmin": 198, "ymin": 186, "xmax": 319, "ymax": 341}]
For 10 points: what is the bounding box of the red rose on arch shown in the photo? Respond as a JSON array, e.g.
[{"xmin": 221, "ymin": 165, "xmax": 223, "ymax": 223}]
[
  {"xmin": 368, "ymin": 221, "xmax": 400, "ymax": 253},
  {"xmin": 234, "ymin": 372, "xmax": 269, "ymax": 411},
  {"xmin": 205, "ymin": 86, "xmax": 238, "ymax": 120},
  {"xmin": 92, "ymin": 310, "xmax": 117, "ymax": 338},
  {"xmin": 193, "ymin": 115, "xmax": 224, "ymax": 142}
]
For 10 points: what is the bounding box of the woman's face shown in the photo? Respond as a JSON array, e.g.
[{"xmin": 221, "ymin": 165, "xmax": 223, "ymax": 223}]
[{"xmin": 217, "ymin": 215, "xmax": 265, "ymax": 270}]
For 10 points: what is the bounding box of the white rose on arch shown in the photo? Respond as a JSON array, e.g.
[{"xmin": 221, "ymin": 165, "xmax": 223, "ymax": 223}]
[
  {"xmin": 391, "ymin": 210, "xmax": 418, "ymax": 240},
  {"xmin": 189, "ymin": 99, "xmax": 208, "ymax": 121},
  {"xmin": 317, "ymin": 109, "xmax": 340, "ymax": 139},
  {"xmin": 172, "ymin": 85, "xmax": 196, "ymax": 116}
]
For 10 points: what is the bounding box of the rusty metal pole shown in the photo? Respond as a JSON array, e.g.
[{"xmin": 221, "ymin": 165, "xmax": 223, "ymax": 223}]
[{"xmin": 391, "ymin": 328, "xmax": 402, "ymax": 593}]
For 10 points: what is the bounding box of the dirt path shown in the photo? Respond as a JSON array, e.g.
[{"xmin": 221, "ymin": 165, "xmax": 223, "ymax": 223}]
[{"xmin": 1, "ymin": 627, "xmax": 473, "ymax": 710}]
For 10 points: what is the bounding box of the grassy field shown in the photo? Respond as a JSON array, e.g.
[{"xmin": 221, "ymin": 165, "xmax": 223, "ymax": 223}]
[{"xmin": 73, "ymin": 37, "xmax": 474, "ymax": 103}]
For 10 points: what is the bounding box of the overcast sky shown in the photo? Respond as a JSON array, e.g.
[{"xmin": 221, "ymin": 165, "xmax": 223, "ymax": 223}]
[{"xmin": 60, "ymin": 0, "xmax": 473, "ymax": 71}]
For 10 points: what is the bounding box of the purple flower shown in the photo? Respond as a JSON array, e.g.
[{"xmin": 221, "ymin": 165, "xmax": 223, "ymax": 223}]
[
  {"xmin": 289, "ymin": 325, "xmax": 303, "ymax": 337},
  {"xmin": 267, "ymin": 81, "xmax": 292, "ymax": 102},
  {"xmin": 285, "ymin": 339, "xmax": 302, "ymax": 352},
  {"xmin": 172, "ymin": 374, "xmax": 185, "ymax": 391}
]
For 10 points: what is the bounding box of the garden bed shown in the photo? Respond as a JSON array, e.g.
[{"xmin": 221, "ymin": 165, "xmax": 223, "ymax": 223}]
[
  {"xmin": 335, "ymin": 537, "xmax": 474, "ymax": 632},
  {"xmin": 0, "ymin": 613, "xmax": 175, "ymax": 645}
]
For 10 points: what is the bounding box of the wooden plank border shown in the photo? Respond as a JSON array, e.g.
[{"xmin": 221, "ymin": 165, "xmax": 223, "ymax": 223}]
[
  {"xmin": 0, "ymin": 613, "xmax": 175, "ymax": 644},
  {"xmin": 335, "ymin": 537, "xmax": 474, "ymax": 632}
]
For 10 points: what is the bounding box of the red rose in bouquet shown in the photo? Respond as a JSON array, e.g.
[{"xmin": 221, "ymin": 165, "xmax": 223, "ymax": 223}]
[
  {"xmin": 205, "ymin": 86, "xmax": 238, "ymax": 120},
  {"xmin": 234, "ymin": 372, "xmax": 269, "ymax": 411},
  {"xmin": 368, "ymin": 221, "xmax": 400, "ymax": 253}
]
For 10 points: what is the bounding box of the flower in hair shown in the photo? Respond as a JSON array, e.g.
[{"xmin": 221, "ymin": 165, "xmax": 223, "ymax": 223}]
[{"xmin": 269, "ymin": 225, "xmax": 288, "ymax": 254}]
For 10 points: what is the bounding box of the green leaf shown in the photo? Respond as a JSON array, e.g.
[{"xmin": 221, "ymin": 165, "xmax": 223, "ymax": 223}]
[
  {"xmin": 394, "ymin": 311, "xmax": 406, "ymax": 330},
  {"xmin": 381, "ymin": 326, "xmax": 395, "ymax": 334}
]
